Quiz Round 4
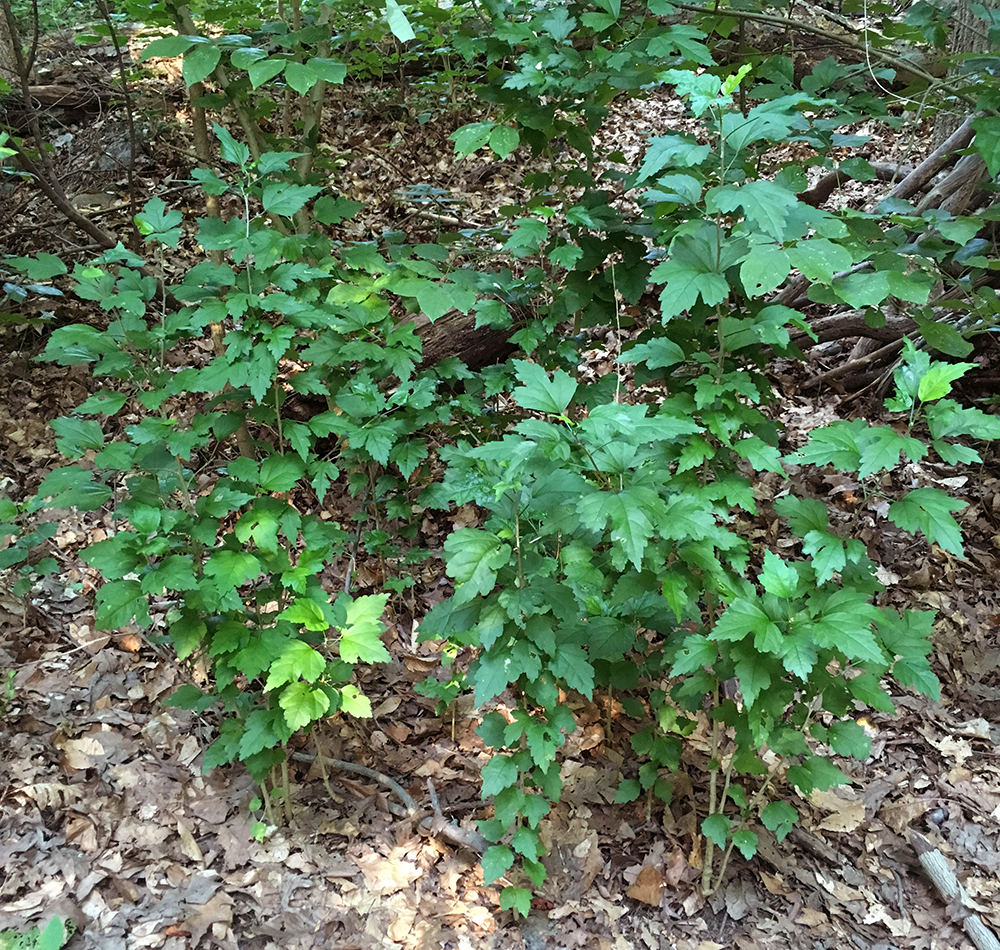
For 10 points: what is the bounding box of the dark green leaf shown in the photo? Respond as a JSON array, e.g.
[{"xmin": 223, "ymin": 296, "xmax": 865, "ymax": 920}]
[
  {"xmin": 732, "ymin": 829, "xmax": 758, "ymax": 859},
  {"xmin": 824, "ymin": 719, "xmax": 872, "ymax": 759},
  {"xmin": 915, "ymin": 315, "xmax": 974, "ymax": 358},
  {"xmin": 183, "ymin": 42, "xmax": 221, "ymax": 86},
  {"xmin": 142, "ymin": 35, "xmax": 195, "ymax": 59},
  {"xmin": 761, "ymin": 800, "xmax": 797, "ymax": 841},
  {"xmin": 702, "ymin": 812, "xmax": 730, "ymax": 849},
  {"xmin": 786, "ymin": 756, "xmax": 847, "ymax": 794},
  {"xmin": 248, "ymin": 57, "xmax": 286, "ymax": 88},
  {"xmin": 888, "ymin": 487, "xmax": 967, "ymax": 555},
  {"xmin": 96, "ymin": 579, "xmax": 150, "ymax": 629},
  {"xmin": 615, "ymin": 779, "xmax": 641, "ymax": 803},
  {"xmin": 481, "ymin": 754, "xmax": 519, "ymax": 796}
]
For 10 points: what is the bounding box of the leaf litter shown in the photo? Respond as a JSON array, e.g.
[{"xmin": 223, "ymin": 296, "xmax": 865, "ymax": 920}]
[{"xmin": 3, "ymin": 33, "xmax": 1000, "ymax": 950}]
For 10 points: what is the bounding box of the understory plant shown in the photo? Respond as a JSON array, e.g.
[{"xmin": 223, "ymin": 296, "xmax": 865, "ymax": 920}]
[
  {"xmin": 16, "ymin": 132, "xmax": 522, "ymax": 787},
  {"xmin": 423, "ymin": 342, "xmax": 998, "ymax": 908}
]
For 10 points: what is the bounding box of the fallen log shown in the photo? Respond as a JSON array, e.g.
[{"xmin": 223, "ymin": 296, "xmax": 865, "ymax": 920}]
[{"xmin": 412, "ymin": 307, "xmax": 522, "ymax": 372}]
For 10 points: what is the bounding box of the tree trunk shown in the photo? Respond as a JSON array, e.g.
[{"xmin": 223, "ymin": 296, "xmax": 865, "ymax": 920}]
[
  {"xmin": 0, "ymin": 3, "xmax": 19, "ymax": 90},
  {"xmin": 933, "ymin": 0, "xmax": 993, "ymax": 145}
]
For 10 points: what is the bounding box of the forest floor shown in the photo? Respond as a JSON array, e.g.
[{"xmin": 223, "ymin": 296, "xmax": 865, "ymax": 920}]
[{"xmin": 2, "ymin": 27, "xmax": 1000, "ymax": 950}]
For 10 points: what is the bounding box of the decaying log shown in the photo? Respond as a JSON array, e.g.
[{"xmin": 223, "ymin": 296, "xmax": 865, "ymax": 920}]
[
  {"xmin": 782, "ymin": 113, "xmax": 993, "ymax": 391},
  {"xmin": 1, "ymin": 85, "xmax": 113, "ymax": 127},
  {"xmin": 802, "ymin": 337, "xmax": 907, "ymax": 391},
  {"xmin": 916, "ymin": 153, "xmax": 989, "ymax": 216},
  {"xmin": 791, "ymin": 312, "xmax": 917, "ymax": 345},
  {"xmin": 26, "ymin": 83, "xmax": 113, "ymax": 107},
  {"xmin": 797, "ymin": 162, "xmax": 913, "ymax": 208},
  {"xmin": 413, "ymin": 308, "xmax": 522, "ymax": 372},
  {"xmin": 889, "ymin": 116, "xmax": 976, "ymax": 202}
]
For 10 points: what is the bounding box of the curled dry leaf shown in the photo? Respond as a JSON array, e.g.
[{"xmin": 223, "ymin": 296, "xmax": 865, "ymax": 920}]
[{"xmin": 116, "ymin": 633, "xmax": 142, "ymax": 652}]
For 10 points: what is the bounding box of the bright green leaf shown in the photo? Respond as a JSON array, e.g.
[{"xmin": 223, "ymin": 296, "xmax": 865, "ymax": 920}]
[
  {"xmin": 512, "ymin": 360, "xmax": 578, "ymax": 415},
  {"xmin": 499, "ymin": 886, "xmax": 531, "ymax": 916},
  {"xmin": 339, "ymin": 593, "xmax": 390, "ymax": 663},
  {"xmin": 340, "ymin": 684, "xmax": 373, "ymax": 717},
  {"xmin": 265, "ymin": 639, "xmax": 326, "ymax": 689},
  {"xmin": 248, "ymin": 57, "xmax": 286, "ymax": 88},
  {"xmin": 385, "ymin": 0, "xmax": 416, "ymax": 40},
  {"xmin": 759, "ymin": 551, "xmax": 800, "ymax": 598},
  {"xmin": 918, "ymin": 362, "xmax": 976, "ymax": 402},
  {"xmin": 740, "ymin": 244, "xmax": 790, "ymax": 297},
  {"xmin": 284, "ymin": 60, "xmax": 318, "ymax": 95},
  {"xmin": 279, "ymin": 681, "xmax": 330, "ymax": 730}
]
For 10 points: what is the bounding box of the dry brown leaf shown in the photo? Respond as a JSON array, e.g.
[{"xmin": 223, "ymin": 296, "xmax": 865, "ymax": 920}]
[
  {"xmin": 863, "ymin": 902, "xmax": 911, "ymax": 937},
  {"xmin": 937, "ymin": 736, "xmax": 974, "ymax": 765},
  {"xmin": 180, "ymin": 892, "xmax": 234, "ymax": 945},
  {"xmin": 67, "ymin": 623, "xmax": 109, "ymax": 653},
  {"xmin": 626, "ymin": 865, "xmax": 664, "ymax": 906},
  {"xmin": 663, "ymin": 848, "xmax": 688, "ymax": 889},
  {"xmin": 383, "ymin": 723, "xmax": 412, "ymax": 743},
  {"xmin": 688, "ymin": 829, "xmax": 703, "ymax": 870},
  {"xmin": 578, "ymin": 723, "xmax": 605, "ymax": 751},
  {"xmin": 817, "ymin": 872, "xmax": 864, "ymax": 902},
  {"xmin": 797, "ymin": 907, "xmax": 829, "ymax": 927},
  {"xmin": 115, "ymin": 633, "xmax": 142, "ymax": 652},
  {"xmin": 354, "ymin": 851, "xmax": 423, "ymax": 895},
  {"xmin": 372, "ymin": 695, "xmax": 402, "ymax": 717},
  {"xmin": 402, "ymin": 654, "xmax": 439, "ymax": 673},
  {"xmin": 317, "ymin": 817, "xmax": 360, "ymax": 838},
  {"xmin": 177, "ymin": 820, "xmax": 204, "ymax": 862},
  {"xmin": 760, "ymin": 872, "xmax": 794, "ymax": 897},
  {"xmin": 451, "ymin": 505, "xmax": 479, "ymax": 527},
  {"xmin": 413, "ymin": 760, "xmax": 460, "ymax": 779},
  {"xmin": 65, "ymin": 817, "xmax": 98, "ymax": 852},
  {"xmin": 953, "ymin": 717, "xmax": 992, "ymax": 739},
  {"xmin": 879, "ymin": 796, "xmax": 930, "ymax": 835},
  {"xmin": 816, "ymin": 802, "xmax": 865, "ymax": 833},
  {"xmin": 16, "ymin": 782, "xmax": 85, "ymax": 809},
  {"xmin": 385, "ymin": 893, "xmax": 419, "ymax": 942},
  {"xmin": 53, "ymin": 734, "xmax": 105, "ymax": 769},
  {"xmin": 810, "ymin": 787, "xmax": 865, "ymax": 833}
]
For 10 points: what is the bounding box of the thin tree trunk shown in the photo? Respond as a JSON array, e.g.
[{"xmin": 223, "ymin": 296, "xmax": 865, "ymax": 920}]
[
  {"xmin": 0, "ymin": 0, "xmax": 20, "ymax": 88},
  {"xmin": 933, "ymin": 0, "xmax": 993, "ymax": 145}
]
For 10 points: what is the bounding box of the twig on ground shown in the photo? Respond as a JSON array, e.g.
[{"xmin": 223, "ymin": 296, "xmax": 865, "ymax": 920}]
[
  {"xmin": 908, "ymin": 830, "xmax": 1000, "ymax": 950},
  {"xmin": 291, "ymin": 750, "xmax": 417, "ymax": 813},
  {"xmin": 290, "ymin": 751, "xmax": 487, "ymax": 852},
  {"xmin": 424, "ymin": 777, "xmax": 489, "ymax": 853}
]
